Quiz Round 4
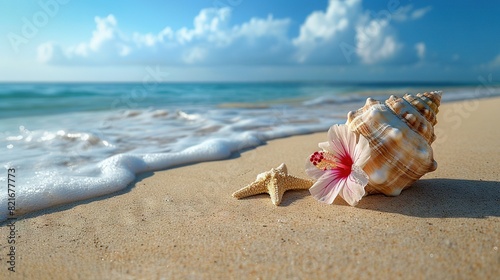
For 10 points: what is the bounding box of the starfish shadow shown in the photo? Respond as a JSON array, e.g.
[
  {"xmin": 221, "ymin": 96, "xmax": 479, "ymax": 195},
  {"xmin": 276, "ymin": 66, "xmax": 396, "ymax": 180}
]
[
  {"xmin": 280, "ymin": 190, "xmax": 311, "ymax": 206},
  {"xmin": 357, "ymin": 178, "xmax": 500, "ymax": 218},
  {"xmin": 234, "ymin": 190, "xmax": 310, "ymax": 207}
]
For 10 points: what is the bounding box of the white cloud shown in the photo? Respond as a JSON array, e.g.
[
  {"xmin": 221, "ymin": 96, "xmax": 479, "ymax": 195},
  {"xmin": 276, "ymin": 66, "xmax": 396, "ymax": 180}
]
[
  {"xmin": 355, "ymin": 17, "xmax": 401, "ymax": 64},
  {"xmin": 37, "ymin": 42, "xmax": 53, "ymax": 63},
  {"xmin": 411, "ymin": 6, "xmax": 432, "ymax": 20},
  {"xmin": 234, "ymin": 15, "xmax": 289, "ymax": 42},
  {"xmin": 74, "ymin": 43, "xmax": 88, "ymax": 56},
  {"xmin": 292, "ymin": 0, "xmax": 430, "ymax": 65},
  {"xmin": 37, "ymin": 1, "xmax": 431, "ymax": 67},
  {"xmin": 415, "ymin": 42, "xmax": 425, "ymax": 59},
  {"xmin": 292, "ymin": 0, "xmax": 361, "ymax": 63},
  {"xmin": 37, "ymin": 41, "xmax": 68, "ymax": 64},
  {"xmin": 183, "ymin": 47, "xmax": 206, "ymax": 64},
  {"xmin": 392, "ymin": 5, "xmax": 432, "ymax": 22},
  {"xmin": 89, "ymin": 15, "xmax": 117, "ymax": 51},
  {"xmin": 38, "ymin": 9, "xmax": 291, "ymax": 66},
  {"xmin": 119, "ymin": 45, "xmax": 131, "ymax": 57},
  {"xmin": 176, "ymin": 8, "xmax": 232, "ymax": 46},
  {"xmin": 133, "ymin": 33, "xmax": 156, "ymax": 47},
  {"xmin": 391, "ymin": 5, "xmax": 413, "ymax": 22},
  {"xmin": 38, "ymin": 15, "xmax": 130, "ymax": 64},
  {"xmin": 133, "ymin": 27, "xmax": 174, "ymax": 47}
]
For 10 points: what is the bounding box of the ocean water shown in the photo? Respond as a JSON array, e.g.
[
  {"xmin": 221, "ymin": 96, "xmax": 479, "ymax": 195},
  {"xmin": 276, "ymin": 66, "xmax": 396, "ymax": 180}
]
[{"xmin": 1, "ymin": 82, "xmax": 498, "ymax": 221}]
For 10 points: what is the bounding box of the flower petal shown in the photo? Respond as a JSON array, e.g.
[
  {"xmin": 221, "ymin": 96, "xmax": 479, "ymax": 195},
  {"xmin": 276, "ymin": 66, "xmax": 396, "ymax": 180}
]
[
  {"xmin": 339, "ymin": 165, "xmax": 369, "ymax": 206},
  {"xmin": 318, "ymin": 141, "xmax": 331, "ymax": 152},
  {"xmin": 353, "ymin": 134, "xmax": 371, "ymax": 167},
  {"xmin": 309, "ymin": 169, "xmax": 345, "ymax": 204},
  {"xmin": 305, "ymin": 154, "xmax": 325, "ymax": 180},
  {"xmin": 327, "ymin": 124, "xmax": 357, "ymax": 159},
  {"xmin": 327, "ymin": 124, "xmax": 371, "ymax": 168}
]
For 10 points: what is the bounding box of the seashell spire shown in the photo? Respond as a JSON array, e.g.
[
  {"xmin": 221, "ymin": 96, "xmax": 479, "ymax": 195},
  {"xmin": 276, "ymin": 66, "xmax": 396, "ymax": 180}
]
[{"xmin": 346, "ymin": 91, "xmax": 442, "ymax": 196}]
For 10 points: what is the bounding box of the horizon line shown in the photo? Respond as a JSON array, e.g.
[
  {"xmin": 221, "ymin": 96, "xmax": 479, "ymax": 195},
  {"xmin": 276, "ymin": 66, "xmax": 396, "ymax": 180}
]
[{"xmin": 0, "ymin": 80, "xmax": 482, "ymax": 85}]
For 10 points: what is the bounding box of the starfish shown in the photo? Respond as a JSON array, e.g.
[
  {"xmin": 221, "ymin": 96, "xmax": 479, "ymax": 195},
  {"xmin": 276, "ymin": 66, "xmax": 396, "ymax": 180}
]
[{"xmin": 232, "ymin": 163, "xmax": 314, "ymax": 206}]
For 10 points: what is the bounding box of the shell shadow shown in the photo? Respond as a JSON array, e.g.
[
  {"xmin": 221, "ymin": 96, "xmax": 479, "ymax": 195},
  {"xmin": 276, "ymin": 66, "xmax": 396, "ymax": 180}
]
[{"xmin": 358, "ymin": 178, "xmax": 500, "ymax": 218}]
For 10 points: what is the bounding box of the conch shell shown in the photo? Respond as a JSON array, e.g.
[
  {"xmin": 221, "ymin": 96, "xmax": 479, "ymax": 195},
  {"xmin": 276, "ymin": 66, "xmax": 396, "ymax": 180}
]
[{"xmin": 346, "ymin": 91, "xmax": 442, "ymax": 196}]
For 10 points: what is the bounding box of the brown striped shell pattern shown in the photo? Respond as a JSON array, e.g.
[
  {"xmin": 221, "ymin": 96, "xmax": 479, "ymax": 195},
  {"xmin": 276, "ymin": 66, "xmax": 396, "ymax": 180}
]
[{"xmin": 346, "ymin": 91, "xmax": 442, "ymax": 196}]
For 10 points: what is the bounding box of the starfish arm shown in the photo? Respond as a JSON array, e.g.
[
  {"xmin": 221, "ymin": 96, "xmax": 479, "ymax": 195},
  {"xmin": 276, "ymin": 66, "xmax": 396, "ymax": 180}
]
[
  {"xmin": 283, "ymin": 176, "xmax": 314, "ymax": 191},
  {"xmin": 232, "ymin": 179, "xmax": 269, "ymax": 199},
  {"xmin": 267, "ymin": 176, "xmax": 282, "ymax": 206},
  {"xmin": 275, "ymin": 163, "xmax": 288, "ymax": 174}
]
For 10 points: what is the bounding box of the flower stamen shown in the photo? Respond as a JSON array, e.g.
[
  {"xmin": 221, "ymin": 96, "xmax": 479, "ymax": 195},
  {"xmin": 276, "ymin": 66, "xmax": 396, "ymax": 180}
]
[{"xmin": 309, "ymin": 151, "xmax": 337, "ymax": 171}]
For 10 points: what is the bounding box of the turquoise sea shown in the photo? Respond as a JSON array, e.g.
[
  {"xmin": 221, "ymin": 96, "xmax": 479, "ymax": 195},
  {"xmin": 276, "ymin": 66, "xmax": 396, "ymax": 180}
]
[{"xmin": 1, "ymin": 82, "xmax": 498, "ymax": 221}]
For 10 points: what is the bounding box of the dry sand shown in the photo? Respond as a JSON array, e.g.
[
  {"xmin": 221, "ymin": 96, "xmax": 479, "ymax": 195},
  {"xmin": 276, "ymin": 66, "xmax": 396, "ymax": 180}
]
[{"xmin": 1, "ymin": 97, "xmax": 499, "ymax": 279}]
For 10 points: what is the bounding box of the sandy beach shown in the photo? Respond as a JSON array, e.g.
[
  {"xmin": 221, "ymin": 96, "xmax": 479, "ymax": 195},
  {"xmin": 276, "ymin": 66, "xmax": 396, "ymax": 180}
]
[{"xmin": 1, "ymin": 96, "xmax": 499, "ymax": 279}]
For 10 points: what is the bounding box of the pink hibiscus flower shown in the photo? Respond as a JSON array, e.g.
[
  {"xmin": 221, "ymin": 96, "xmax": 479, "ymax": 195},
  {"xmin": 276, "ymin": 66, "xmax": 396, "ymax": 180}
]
[{"xmin": 306, "ymin": 124, "xmax": 371, "ymax": 206}]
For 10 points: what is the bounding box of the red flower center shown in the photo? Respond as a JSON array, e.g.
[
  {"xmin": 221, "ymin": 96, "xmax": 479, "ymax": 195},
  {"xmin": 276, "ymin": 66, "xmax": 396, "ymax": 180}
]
[
  {"xmin": 310, "ymin": 151, "xmax": 353, "ymax": 177},
  {"xmin": 334, "ymin": 153, "xmax": 353, "ymax": 178}
]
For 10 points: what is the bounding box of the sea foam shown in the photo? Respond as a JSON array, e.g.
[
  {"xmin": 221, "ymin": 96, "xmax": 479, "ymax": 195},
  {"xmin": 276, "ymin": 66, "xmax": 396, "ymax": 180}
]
[{"xmin": 0, "ymin": 126, "xmax": 327, "ymax": 222}]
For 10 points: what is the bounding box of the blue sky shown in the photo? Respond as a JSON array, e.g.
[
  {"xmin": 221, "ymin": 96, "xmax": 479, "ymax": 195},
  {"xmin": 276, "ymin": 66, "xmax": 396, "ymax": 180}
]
[{"xmin": 1, "ymin": 0, "xmax": 499, "ymax": 82}]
